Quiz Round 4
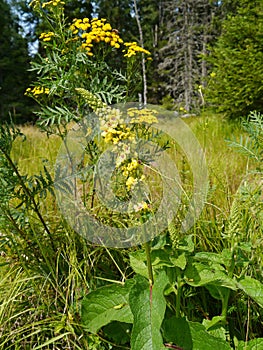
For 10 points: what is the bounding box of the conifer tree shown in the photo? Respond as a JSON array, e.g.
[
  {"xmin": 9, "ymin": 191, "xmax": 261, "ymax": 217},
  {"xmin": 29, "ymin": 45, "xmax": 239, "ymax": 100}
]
[
  {"xmin": 0, "ymin": 0, "xmax": 33, "ymax": 122},
  {"xmin": 206, "ymin": 0, "xmax": 263, "ymax": 118}
]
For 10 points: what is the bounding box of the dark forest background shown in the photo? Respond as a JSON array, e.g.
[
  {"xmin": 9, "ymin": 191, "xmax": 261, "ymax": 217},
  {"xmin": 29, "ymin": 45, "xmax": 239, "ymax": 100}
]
[{"xmin": 1, "ymin": 0, "xmax": 262, "ymax": 123}]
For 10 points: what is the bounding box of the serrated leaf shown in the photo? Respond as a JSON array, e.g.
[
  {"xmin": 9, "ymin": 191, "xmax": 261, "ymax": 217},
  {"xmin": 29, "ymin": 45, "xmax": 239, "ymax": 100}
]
[
  {"xmin": 163, "ymin": 317, "xmax": 231, "ymax": 350},
  {"xmin": 129, "ymin": 271, "xmax": 169, "ymax": 350},
  {"xmin": 237, "ymin": 276, "xmax": 263, "ymax": 308},
  {"xmin": 81, "ymin": 281, "xmax": 134, "ymax": 334}
]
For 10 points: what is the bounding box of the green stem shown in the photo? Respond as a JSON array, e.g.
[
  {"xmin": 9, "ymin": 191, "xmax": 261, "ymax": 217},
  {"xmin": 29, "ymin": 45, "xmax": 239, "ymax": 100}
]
[
  {"xmin": 222, "ymin": 248, "xmax": 236, "ymax": 324},
  {"xmin": 176, "ymin": 268, "xmax": 182, "ymax": 318},
  {"xmin": 144, "ymin": 241, "xmax": 154, "ymax": 286}
]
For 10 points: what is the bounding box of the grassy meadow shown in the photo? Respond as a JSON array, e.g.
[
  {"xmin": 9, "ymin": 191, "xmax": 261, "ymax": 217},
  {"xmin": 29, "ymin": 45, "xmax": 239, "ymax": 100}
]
[{"xmin": 0, "ymin": 112, "xmax": 262, "ymax": 349}]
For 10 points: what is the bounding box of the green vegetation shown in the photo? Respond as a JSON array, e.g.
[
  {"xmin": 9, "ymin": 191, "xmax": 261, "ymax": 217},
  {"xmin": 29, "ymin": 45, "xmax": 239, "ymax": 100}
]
[
  {"xmin": 1, "ymin": 1, "xmax": 263, "ymax": 349},
  {"xmin": 205, "ymin": 0, "xmax": 263, "ymax": 118},
  {"xmin": 1, "ymin": 111, "xmax": 263, "ymax": 349}
]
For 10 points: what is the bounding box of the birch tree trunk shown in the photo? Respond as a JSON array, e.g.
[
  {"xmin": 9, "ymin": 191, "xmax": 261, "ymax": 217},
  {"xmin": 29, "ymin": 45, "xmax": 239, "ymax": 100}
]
[{"xmin": 133, "ymin": 0, "xmax": 147, "ymax": 105}]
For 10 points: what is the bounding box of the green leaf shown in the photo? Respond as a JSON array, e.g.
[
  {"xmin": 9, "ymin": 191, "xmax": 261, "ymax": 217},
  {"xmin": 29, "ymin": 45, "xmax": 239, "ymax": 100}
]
[
  {"xmin": 185, "ymin": 262, "xmax": 236, "ymax": 290},
  {"xmin": 163, "ymin": 317, "xmax": 231, "ymax": 350},
  {"xmin": 103, "ymin": 321, "xmax": 132, "ymax": 345},
  {"xmin": 202, "ymin": 317, "xmax": 227, "ymax": 340},
  {"xmin": 205, "ymin": 285, "xmax": 230, "ymax": 301},
  {"xmin": 129, "ymin": 271, "xmax": 169, "ymax": 350},
  {"xmin": 203, "ymin": 316, "xmax": 226, "ymax": 331},
  {"xmin": 151, "ymin": 249, "xmax": 175, "ymax": 268},
  {"xmin": 237, "ymin": 276, "xmax": 263, "ymax": 308},
  {"xmin": 178, "ymin": 234, "xmax": 195, "ymax": 252},
  {"xmin": 129, "ymin": 250, "xmax": 148, "ymax": 278},
  {"xmin": 163, "ymin": 317, "xmax": 192, "ymax": 350},
  {"xmin": 170, "ymin": 252, "xmax": 187, "ymax": 270},
  {"xmin": 236, "ymin": 338, "xmax": 263, "ymax": 350},
  {"xmin": 81, "ymin": 281, "xmax": 134, "ymax": 334},
  {"xmin": 194, "ymin": 252, "xmax": 231, "ymax": 268}
]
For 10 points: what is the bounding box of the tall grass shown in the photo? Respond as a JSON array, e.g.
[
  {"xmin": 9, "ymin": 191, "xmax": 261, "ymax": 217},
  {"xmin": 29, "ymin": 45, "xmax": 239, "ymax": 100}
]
[
  {"xmin": 0, "ymin": 113, "xmax": 262, "ymax": 348},
  {"xmin": 11, "ymin": 125, "xmax": 61, "ymax": 176}
]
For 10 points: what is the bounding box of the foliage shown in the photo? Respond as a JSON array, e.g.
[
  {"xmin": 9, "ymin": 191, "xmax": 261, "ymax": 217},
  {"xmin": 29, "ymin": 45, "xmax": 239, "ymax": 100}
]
[
  {"xmin": 1, "ymin": 111, "xmax": 263, "ymax": 348},
  {"xmin": 25, "ymin": 0, "xmax": 151, "ymax": 129},
  {"xmin": 0, "ymin": 0, "xmax": 263, "ymax": 349},
  {"xmin": 205, "ymin": 1, "xmax": 263, "ymax": 118}
]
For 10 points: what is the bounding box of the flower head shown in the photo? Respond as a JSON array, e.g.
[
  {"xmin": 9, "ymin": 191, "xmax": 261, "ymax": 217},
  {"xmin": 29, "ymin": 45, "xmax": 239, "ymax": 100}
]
[
  {"xmin": 25, "ymin": 86, "xmax": 50, "ymax": 97},
  {"xmin": 123, "ymin": 42, "xmax": 151, "ymax": 58}
]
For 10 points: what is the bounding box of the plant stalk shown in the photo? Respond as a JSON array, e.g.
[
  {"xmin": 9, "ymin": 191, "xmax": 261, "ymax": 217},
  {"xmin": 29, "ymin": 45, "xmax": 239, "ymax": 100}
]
[
  {"xmin": 0, "ymin": 145, "xmax": 55, "ymax": 252},
  {"xmin": 144, "ymin": 241, "xmax": 154, "ymax": 286},
  {"xmin": 176, "ymin": 268, "xmax": 182, "ymax": 318}
]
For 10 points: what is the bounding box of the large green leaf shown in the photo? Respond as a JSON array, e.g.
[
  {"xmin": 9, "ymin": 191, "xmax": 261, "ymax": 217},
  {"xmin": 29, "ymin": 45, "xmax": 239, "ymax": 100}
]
[
  {"xmin": 103, "ymin": 321, "xmax": 132, "ymax": 345},
  {"xmin": 185, "ymin": 262, "xmax": 237, "ymax": 290},
  {"xmin": 194, "ymin": 251, "xmax": 231, "ymax": 268},
  {"xmin": 129, "ymin": 271, "xmax": 168, "ymax": 350},
  {"xmin": 129, "ymin": 248, "xmax": 187, "ymax": 278},
  {"xmin": 81, "ymin": 281, "xmax": 134, "ymax": 334},
  {"xmin": 236, "ymin": 338, "xmax": 263, "ymax": 350},
  {"xmin": 237, "ymin": 276, "xmax": 263, "ymax": 308},
  {"xmin": 129, "ymin": 250, "xmax": 148, "ymax": 278},
  {"xmin": 163, "ymin": 316, "xmax": 231, "ymax": 350}
]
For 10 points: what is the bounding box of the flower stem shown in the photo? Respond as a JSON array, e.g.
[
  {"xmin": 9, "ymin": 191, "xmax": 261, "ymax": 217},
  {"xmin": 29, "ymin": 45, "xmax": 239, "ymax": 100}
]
[{"xmin": 144, "ymin": 241, "xmax": 154, "ymax": 286}]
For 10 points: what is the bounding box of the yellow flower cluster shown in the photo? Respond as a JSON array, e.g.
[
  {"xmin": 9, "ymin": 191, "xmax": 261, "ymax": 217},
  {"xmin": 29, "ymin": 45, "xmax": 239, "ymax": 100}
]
[
  {"xmin": 128, "ymin": 108, "xmax": 158, "ymax": 124},
  {"xmin": 99, "ymin": 107, "xmax": 135, "ymax": 145},
  {"xmin": 133, "ymin": 201, "xmax": 149, "ymax": 212},
  {"xmin": 123, "ymin": 42, "xmax": 151, "ymax": 58},
  {"xmin": 125, "ymin": 173, "xmax": 145, "ymax": 192},
  {"xmin": 179, "ymin": 106, "xmax": 187, "ymax": 113},
  {"xmin": 75, "ymin": 89, "xmax": 156, "ymax": 197},
  {"xmin": 121, "ymin": 158, "xmax": 139, "ymax": 177},
  {"xmin": 42, "ymin": 0, "xmax": 65, "ymax": 8},
  {"xmin": 121, "ymin": 159, "xmax": 145, "ymax": 191},
  {"xmin": 126, "ymin": 176, "xmax": 138, "ymax": 191},
  {"xmin": 25, "ymin": 86, "xmax": 50, "ymax": 97},
  {"xmin": 70, "ymin": 18, "xmax": 123, "ymax": 55},
  {"xmin": 39, "ymin": 32, "xmax": 55, "ymax": 42},
  {"xmin": 101, "ymin": 125, "xmax": 134, "ymax": 145}
]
